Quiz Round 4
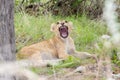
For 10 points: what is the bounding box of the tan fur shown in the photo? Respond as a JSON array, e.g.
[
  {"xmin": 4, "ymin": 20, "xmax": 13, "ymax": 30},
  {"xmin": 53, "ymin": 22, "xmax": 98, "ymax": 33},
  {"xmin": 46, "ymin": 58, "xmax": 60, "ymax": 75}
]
[{"xmin": 17, "ymin": 20, "xmax": 93, "ymax": 60}]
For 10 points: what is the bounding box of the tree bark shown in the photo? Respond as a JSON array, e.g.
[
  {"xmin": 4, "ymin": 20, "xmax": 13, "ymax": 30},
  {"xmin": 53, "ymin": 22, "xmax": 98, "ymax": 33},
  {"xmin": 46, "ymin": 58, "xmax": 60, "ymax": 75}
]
[
  {"xmin": 0, "ymin": 0, "xmax": 16, "ymax": 61},
  {"xmin": 0, "ymin": 0, "xmax": 17, "ymax": 80}
]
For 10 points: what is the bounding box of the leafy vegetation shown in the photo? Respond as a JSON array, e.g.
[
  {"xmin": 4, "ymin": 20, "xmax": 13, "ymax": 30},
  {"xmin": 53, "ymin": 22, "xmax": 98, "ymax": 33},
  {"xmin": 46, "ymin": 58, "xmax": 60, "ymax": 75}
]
[{"xmin": 15, "ymin": 0, "xmax": 104, "ymax": 18}]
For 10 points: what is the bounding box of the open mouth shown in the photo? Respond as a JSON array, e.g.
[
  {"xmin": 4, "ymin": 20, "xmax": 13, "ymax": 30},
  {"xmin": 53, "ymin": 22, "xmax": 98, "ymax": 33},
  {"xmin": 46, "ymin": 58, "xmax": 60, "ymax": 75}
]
[{"xmin": 59, "ymin": 26, "xmax": 68, "ymax": 38}]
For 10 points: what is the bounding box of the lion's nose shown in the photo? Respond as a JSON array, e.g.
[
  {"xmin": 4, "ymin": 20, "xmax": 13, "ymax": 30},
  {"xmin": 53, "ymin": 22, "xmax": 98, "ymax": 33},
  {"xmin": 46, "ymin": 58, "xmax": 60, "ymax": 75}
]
[{"xmin": 61, "ymin": 23, "xmax": 64, "ymax": 26}]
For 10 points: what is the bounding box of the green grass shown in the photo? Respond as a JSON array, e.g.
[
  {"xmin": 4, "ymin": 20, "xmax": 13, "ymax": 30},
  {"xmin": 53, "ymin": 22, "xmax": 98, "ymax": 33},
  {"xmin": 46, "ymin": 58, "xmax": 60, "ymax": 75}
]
[
  {"xmin": 16, "ymin": 13, "xmax": 120, "ymax": 75},
  {"xmin": 30, "ymin": 56, "xmax": 96, "ymax": 75},
  {"xmin": 15, "ymin": 13, "xmax": 107, "ymax": 52}
]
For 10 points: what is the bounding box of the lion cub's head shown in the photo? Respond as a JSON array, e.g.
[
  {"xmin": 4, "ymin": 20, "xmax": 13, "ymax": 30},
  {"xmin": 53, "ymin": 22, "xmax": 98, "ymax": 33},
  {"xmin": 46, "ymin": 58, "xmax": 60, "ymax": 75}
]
[{"xmin": 51, "ymin": 20, "xmax": 73, "ymax": 39}]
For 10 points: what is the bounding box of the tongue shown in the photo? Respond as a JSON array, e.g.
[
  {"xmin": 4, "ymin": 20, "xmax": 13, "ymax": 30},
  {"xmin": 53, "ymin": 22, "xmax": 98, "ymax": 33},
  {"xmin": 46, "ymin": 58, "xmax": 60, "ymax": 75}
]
[{"xmin": 61, "ymin": 32, "xmax": 68, "ymax": 38}]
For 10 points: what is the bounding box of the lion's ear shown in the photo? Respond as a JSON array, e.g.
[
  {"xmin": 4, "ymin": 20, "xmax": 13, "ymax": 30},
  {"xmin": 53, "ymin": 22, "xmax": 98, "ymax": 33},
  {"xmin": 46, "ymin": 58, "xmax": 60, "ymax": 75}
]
[
  {"xmin": 68, "ymin": 21, "xmax": 74, "ymax": 30},
  {"xmin": 50, "ymin": 23, "xmax": 56, "ymax": 32}
]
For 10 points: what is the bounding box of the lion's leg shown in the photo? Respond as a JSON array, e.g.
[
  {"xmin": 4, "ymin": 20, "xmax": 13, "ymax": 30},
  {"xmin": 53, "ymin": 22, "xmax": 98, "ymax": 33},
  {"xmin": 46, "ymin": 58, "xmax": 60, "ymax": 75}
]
[
  {"xmin": 71, "ymin": 51, "xmax": 93, "ymax": 59},
  {"xmin": 57, "ymin": 48, "xmax": 69, "ymax": 59}
]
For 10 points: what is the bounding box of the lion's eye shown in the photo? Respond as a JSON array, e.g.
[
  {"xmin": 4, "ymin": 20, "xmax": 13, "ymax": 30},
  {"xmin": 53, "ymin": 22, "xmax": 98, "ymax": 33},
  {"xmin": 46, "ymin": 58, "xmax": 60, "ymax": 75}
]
[
  {"xmin": 56, "ymin": 22, "xmax": 59, "ymax": 24},
  {"xmin": 65, "ymin": 21, "xmax": 68, "ymax": 23}
]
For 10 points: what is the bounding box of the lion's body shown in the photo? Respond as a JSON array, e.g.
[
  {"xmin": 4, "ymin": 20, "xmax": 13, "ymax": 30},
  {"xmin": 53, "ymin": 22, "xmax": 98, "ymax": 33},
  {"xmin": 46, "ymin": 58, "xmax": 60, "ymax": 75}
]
[
  {"xmin": 17, "ymin": 36, "xmax": 75, "ymax": 60},
  {"xmin": 17, "ymin": 20, "xmax": 93, "ymax": 60}
]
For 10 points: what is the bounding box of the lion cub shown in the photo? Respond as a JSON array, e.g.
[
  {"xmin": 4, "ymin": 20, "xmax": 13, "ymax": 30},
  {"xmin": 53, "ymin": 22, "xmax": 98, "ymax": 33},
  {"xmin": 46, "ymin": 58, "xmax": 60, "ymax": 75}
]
[{"xmin": 17, "ymin": 20, "xmax": 92, "ymax": 60}]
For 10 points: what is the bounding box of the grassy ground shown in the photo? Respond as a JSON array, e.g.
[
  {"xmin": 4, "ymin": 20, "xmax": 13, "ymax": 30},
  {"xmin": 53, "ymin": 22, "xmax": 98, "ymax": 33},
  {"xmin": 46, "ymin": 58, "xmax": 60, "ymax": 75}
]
[
  {"xmin": 15, "ymin": 13, "xmax": 107, "ymax": 52},
  {"xmin": 15, "ymin": 13, "xmax": 120, "ymax": 80}
]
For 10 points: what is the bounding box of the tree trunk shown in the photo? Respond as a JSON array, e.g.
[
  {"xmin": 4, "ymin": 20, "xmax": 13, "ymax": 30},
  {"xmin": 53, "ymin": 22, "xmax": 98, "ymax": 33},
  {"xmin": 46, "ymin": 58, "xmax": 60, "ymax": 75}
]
[
  {"xmin": 0, "ymin": 1, "xmax": 17, "ymax": 80},
  {"xmin": 0, "ymin": 0, "xmax": 16, "ymax": 61}
]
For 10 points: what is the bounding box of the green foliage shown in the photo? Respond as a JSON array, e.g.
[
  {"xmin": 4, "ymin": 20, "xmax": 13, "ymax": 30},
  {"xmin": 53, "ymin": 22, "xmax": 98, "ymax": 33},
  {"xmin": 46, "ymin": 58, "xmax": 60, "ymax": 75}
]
[
  {"xmin": 55, "ymin": 56, "xmax": 81, "ymax": 68},
  {"xmin": 71, "ymin": 0, "xmax": 83, "ymax": 7},
  {"xmin": 15, "ymin": 13, "xmax": 56, "ymax": 50},
  {"xmin": 30, "ymin": 56, "xmax": 80, "ymax": 74},
  {"xmin": 15, "ymin": 0, "xmax": 19, "ymax": 5},
  {"xmin": 30, "ymin": 67, "xmax": 54, "ymax": 75},
  {"xmin": 14, "ymin": 0, "xmax": 104, "ymax": 19},
  {"xmin": 30, "ymin": 55, "xmax": 95, "ymax": 75},
  {"xmin": 29, "ymin": 0, "xmax": 41, "ymax": 3},
  {"xmin": 15, "ymin": 0, "xmax": 41, "ymax": 5},
  {"xmin": 112, "ymin": 49, "xmax": 120, "ymax": 66},
  {"xmin": 70, "ymin": 16, "xmax": 107, "ymax": 51}
]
